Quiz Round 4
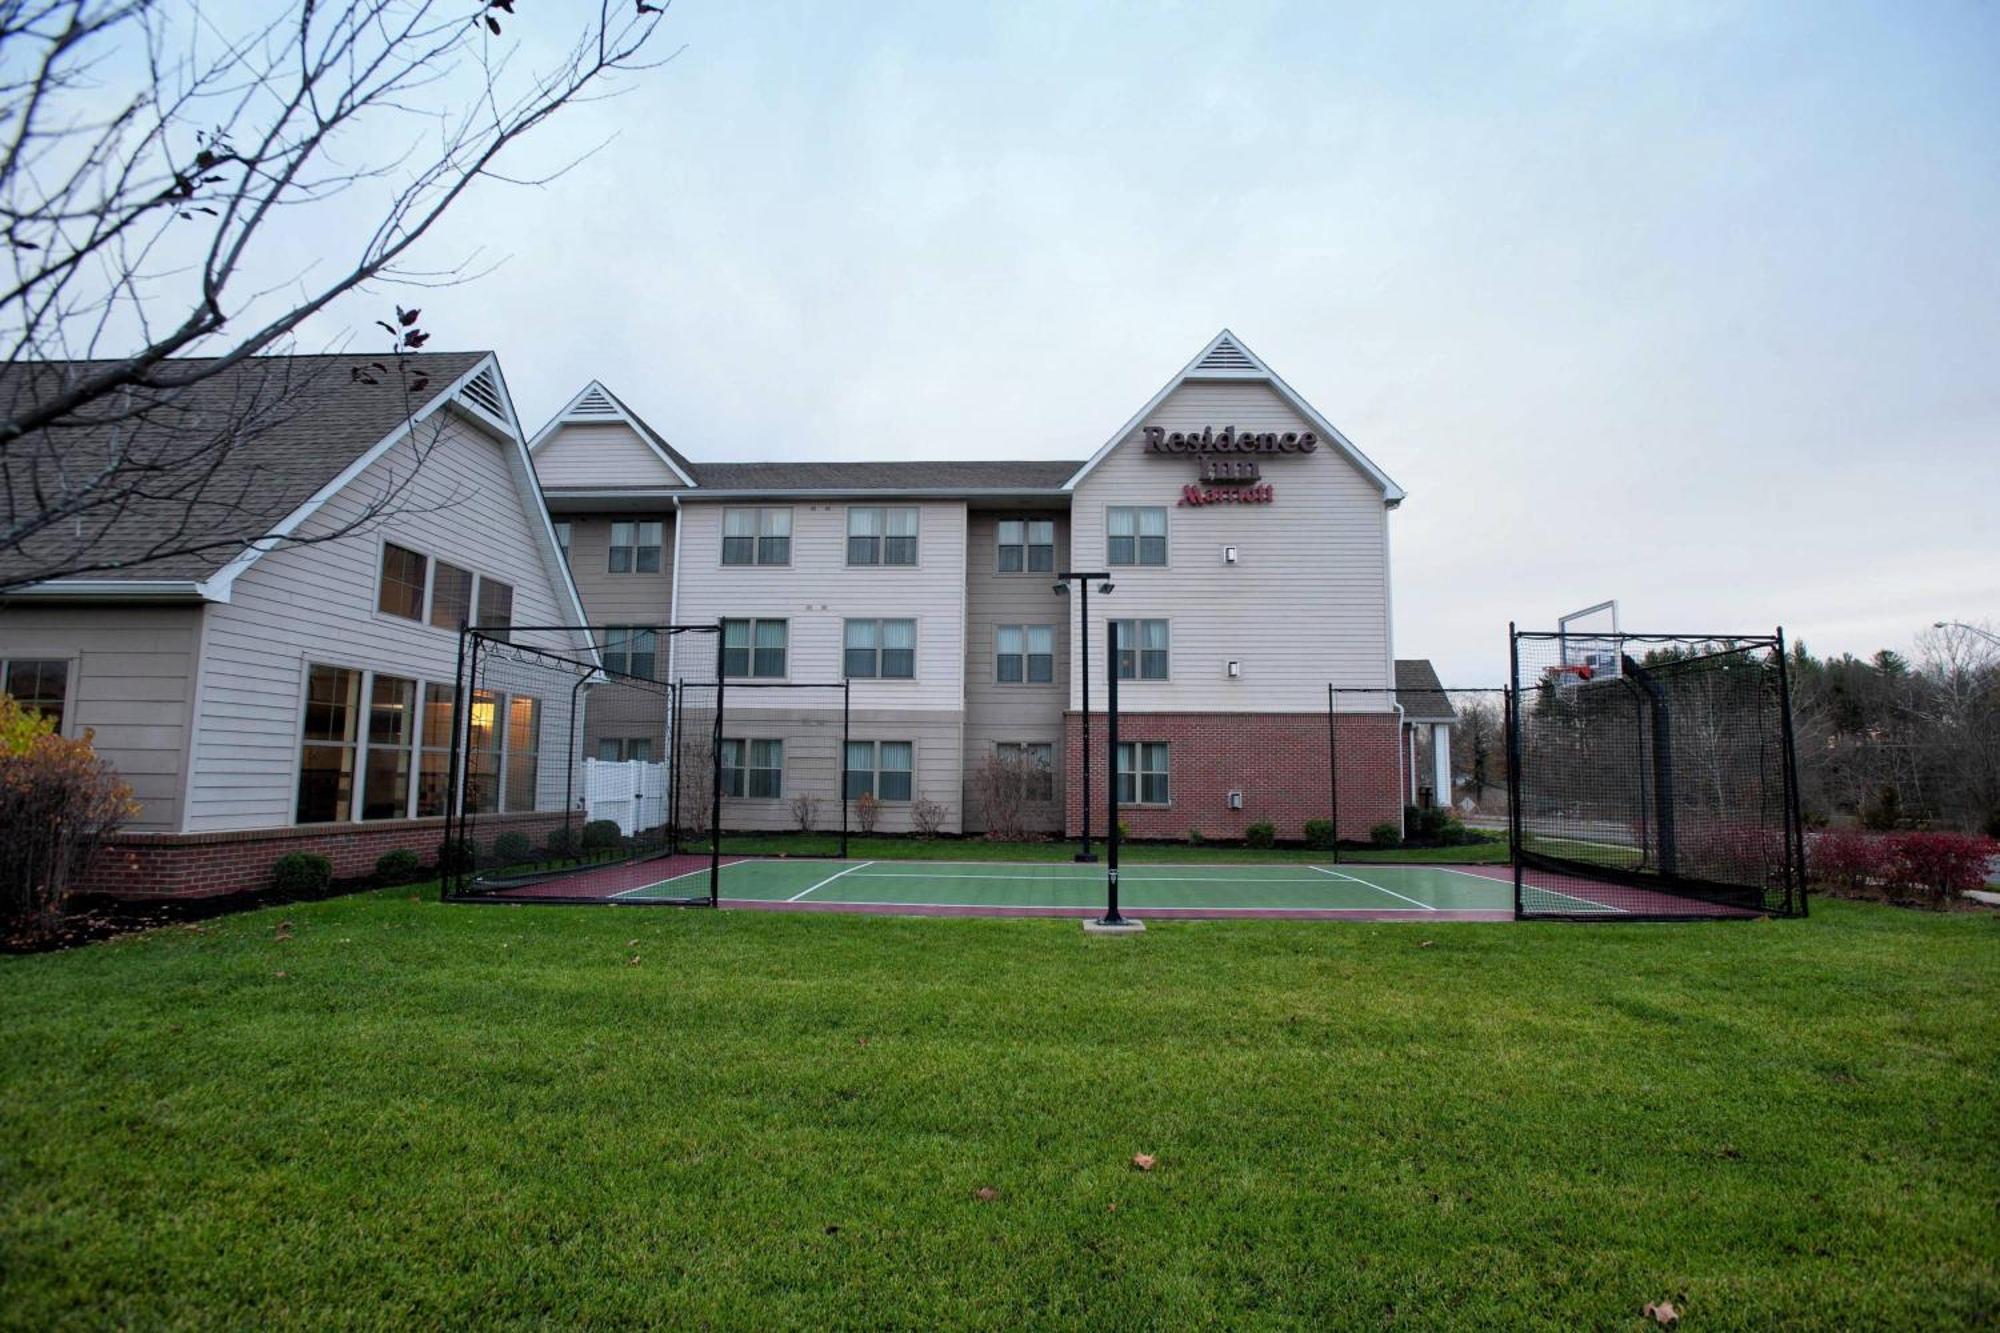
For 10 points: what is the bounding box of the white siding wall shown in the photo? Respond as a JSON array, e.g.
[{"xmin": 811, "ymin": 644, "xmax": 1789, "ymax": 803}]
[
  {"xmin": 0, "ymin": 605, "xmax": 203, "ymax": 830},
  {"xmin": 186, "ymin": 410, "xmax": 580, "ymax": 831},
  {"xmin": 533, "ymin": 422, "xmax": 685, "ymax": 488},
  {"xmin": 1068, "ymin": 380, "xmax": 1393, "ymax": 713},
  {"xmin": 670, "ymin": 498, "xmax": 969, "ymax": 832}
]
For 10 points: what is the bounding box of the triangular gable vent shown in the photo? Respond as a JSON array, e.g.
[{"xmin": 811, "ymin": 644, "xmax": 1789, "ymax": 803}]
[
  {"xmin": 458, "ymin": 367, "xmax": 506, "ymax": 418},
  {"xmin": 570, "ymin": 385, "xmax": 619, "ymax": 417},
  {"xmin": 1194, "ymin": 336, "xmax": 1256, "ymax": 372}
]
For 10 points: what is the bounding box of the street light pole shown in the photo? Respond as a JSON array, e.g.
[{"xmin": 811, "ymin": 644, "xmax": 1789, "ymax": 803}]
[
  {"xmin": 1055, "ymin": 570, "xmax": 1113, "ymax": 863},
  {"xmin": 1934, "ymin": 620, "xmax": 2000, "ymax": 649}
]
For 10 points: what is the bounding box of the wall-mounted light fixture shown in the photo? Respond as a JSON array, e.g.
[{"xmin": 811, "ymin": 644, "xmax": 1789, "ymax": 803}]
[
  {"xmin": 1227, "ymin": 790, "xmax": 1244, "ymax": 810},
  {"xmin": 1226, "ymin": 659, "xmax": 1241, "ymax": 678},
  {"xmin": 1223, "ymin": 545, "xmax": 1238, "ymax": 564}
]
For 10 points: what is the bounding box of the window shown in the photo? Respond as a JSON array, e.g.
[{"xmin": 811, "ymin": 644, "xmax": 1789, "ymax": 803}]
[
  {"xmin": 722, "ymin": 507, "xmax": 791, "ymax": 566},
  {"xmin": 377, "ymin": 543, "xmax": 428, "ymax": 620},
  {"xmin": 1116, "ymin": 741, "xmax": 1170, "ymax": 806},
  {"xmin": 297, "ymin": 664, "xmax": 361, "ymax": 823},
  {"xmin": 997, "ymin": 519, "xmax": 1055, "ymax": 573},
  {"xmin": 609, "ymin": 520, "xmax": 663, "ymax": 574},
  {"xmin": 995, "ymin": 625, "xmax": 1055, "ymax": 684},
  {"xmin": 359, "ymin": 674, "xmax": 416, "ymax": 821},
  {"xmin": 603, "ymin": 626, "xmax": 658, "ymax": 679},
  {"xmin": 996, "ymin": 741, "xmax": 1055, "ymax": 802},
  {"xmin": 722, "ymin": 619, "xmax": 787, "ymax": 678},
  {"xmin": 429, "ymin": 561, "xmax": 472, "ymax": 631},
  {"xmin": 844, "ymin": 619, "xmax": 915, "ymax": 679},
  {"xmin": 2, "ymin": 659, "xmax": 68, "ymax": 733},
  {"xmin": 1112, "ymin": 619, "xmax": 1170, "ymax": 680},
  {"xmin": 1107, "ymin": 506, "xmax": 1167, "ymax": 566},
  {"xmin": 416, "ymin": 684, "xmax": 454, "ymax": 817},
  {"xmin": 475, "ymin": 577, "xmax": 514, "ymax": 636},
  {"xmin": 845, "ymin": 740, "xmax": 913, "ymax": 801},
  {"xmin": 504, "ymin": 695, "xmax": 541, "ymax": 812},
  {"xmin": 554, "ymin": 522, "xmax": 571, "ymax": 562},
  {"xmin": 722, "ymin": 738, "xmax": 783, "ymax": 798},
  {"xmin": 597, "ymin": 738, "xmax": 654, "ymax": 762},
  {"xmin": 465, "ymin": 687, "xmax": 501, "ymax": 813},
  {"xmin": 848, "ymin": 507, "xmax": 918, "ymax": 566}
]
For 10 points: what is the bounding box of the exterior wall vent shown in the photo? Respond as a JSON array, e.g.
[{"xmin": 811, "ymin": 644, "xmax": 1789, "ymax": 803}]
[
  {"xmin": 571, "ymin": 386, "xmax": 618, "ymax": 417},
  {"xmin": 1195, "ymin": 337, "xmax": 1255, "ymax": 372},
  {"xmin": 458, "ymin": 367, "xmax": 506, "ymax": 419}
]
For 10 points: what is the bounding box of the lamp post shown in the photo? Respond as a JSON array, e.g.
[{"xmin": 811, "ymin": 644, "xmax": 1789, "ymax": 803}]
[
  {"xmin": 1054, "ymin": 571, "xmax": 1113, "ymax": 863},
  {"xmin": 1933, "ymin": 620, "xmax": 2000, "ymax": 649}
]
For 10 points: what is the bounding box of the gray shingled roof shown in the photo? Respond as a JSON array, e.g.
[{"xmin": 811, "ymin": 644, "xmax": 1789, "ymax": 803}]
[
  {"xmin": 1395, "ymin": 659, "xmax": 1457, "ymax": 722},
  {"xmin": 0, "ymin": 351, "xmax": 489, "ymax": 584},
  {"xmin": 687, "ymin": 459, "xmax": 1080, "ymax": 492}
]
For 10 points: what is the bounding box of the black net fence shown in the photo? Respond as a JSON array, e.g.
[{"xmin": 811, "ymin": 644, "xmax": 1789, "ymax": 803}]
[
  {"xmin": 711, "ymin": 681, "xmax": 851, "ymax": 860},
  {"xmin": 443, "ymin": 627, "xmax": 721, "ymax": 906},
  {"xmin": 1509, "ymin": 628, "xmax": 1807, "ymax": 919}
]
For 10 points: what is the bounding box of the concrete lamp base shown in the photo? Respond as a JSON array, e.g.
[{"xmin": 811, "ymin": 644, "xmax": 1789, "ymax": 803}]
[{"xmin": 1082, "ymin": 917, "xmax": 1145, "ymax": 935}]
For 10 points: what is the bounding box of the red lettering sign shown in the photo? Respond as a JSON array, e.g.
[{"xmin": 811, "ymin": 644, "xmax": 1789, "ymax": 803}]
[{"xmin": 1178, "ymin": 483, "xmax": 1274, "ymax": 507}]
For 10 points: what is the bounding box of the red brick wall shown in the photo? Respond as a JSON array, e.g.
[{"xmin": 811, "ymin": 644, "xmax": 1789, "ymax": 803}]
[
  {"xmin": 1062, "ymin": 711, "xmax": 1402, "ymax": 841},
  {"xmin": 78, "ymin": 811, "xmax": 569, "ymax": 900}
]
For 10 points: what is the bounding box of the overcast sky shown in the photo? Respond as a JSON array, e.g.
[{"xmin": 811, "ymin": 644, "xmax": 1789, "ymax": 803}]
[{"xmin": 295, "ymin": 1, "xmax": 1999, "ymax": 683}]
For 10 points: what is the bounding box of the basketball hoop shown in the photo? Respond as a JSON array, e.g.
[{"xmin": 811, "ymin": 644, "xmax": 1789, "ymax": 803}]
[{"xmin": 1544, "ymin": 662, "xmax": 1595, "ymax": 683}]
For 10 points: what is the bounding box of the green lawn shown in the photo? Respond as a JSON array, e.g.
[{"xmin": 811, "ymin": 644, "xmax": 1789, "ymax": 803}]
[
  {"xmin": 717, "ymin": 831, "xmax": 1511, "ymax": 865},
  {"xmin": 2, "ymin": 894, "xmax": 1994, "ymax": 1327}
]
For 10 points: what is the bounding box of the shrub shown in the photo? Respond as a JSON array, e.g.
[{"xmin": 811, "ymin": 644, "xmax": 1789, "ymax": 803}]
[
  {"xmin": 492, "ymin": 831, "xmax": 533, "ymax": 865},
  {"xmin": 1116, "ymin": 819, "xmax": 1132, "ymax": 841},
  {"xmin": 970, "ymin": 751, "xmax": 1042, "ymax": 842},
  {"xmin": 1301, "ymin": 818, "xmax": 1336, "ymax": 850},
  {"xmin": 0, "ymin": 698, "xmax": 135, "ymax": 937},
  {"xmin": 543, "ymin": 824, "xmax": 577, "ymax": 858},
  {"xmin": 1407, "ymin": 805, "xmax": 1451, "ymax": 841},
  {"xmin": 1861, "ymin": 785, "xmax": 1904, "ymax": 831},
  {"xmin": 374, "ymin": 848, "xmax": 422, "ymax": 885},
  {"xmin": 436, "ymin": 837, "xmax": 475, "ymax": 873},
  {"xmin": 580, "ymin": 819, "xmax": 623, "ymax": 853},
  {"xmin": 854, "ymin": 791, "xmax": 880, "ymax": 835},
  {"xmin": 1810, "ymin": 826, "xmax": 1887, "ymax": 895},
  {"xmin": 1185, "ymin": 825, "xmax": 1205, "ymax": 847},
  {"xmin": 910, "ymin": 796, "xmax": 948, "ymax": 839},
  {"xmin": 1369, "ymin": 821, "xmax": 1402, "ymax": 849},
  {"xmin": 272, "ymin": 852, "xmax": 332, "ymax": 895},
  {"xmin": 791, "ymin": 793, "xmax": 821, "ymax": 833},
  {"xmin": 1439, "ymin": 819, "xmax": 1473, "ymax": 846},
  {"xmin": 1244, "ymin": 821, "xmax": 1276, "ymax": 849},
  {"xmin": 1884, "ymin": 832, "xmax": 1995, "ymax": 905}
]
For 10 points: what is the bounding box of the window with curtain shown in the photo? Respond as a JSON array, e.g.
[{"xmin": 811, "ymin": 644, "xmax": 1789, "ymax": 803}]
[
  {"xmin": 996, "ymin": 741, "xmax": 1055, "ymax": 801},
  {"xmin": 296, "ymin": 664, "xmax": 361, "ymax": 822},
  {"xmin": 361, "ymin": 673, "xmax": 416, "ymax": 820},
  {"xmin": 845, "ymin": 619, "xmax": 914, "ymax": 679},
  {"xmin": 845, "ymin": 740, "xmax": 913, "ymax": 800},
  {"xmin": 603, "ymin": 626, "xmax": 657, "ymax": 679},
  {"xmin": 2, "ymin": 659, "xmax": 68, "ymax": 733},
  {"xmin": 1116, "ymin": 741, "xmax": 1170, "ymax": 806},
  {"xmin": 377, "ymin": 543, "xmax": 427, "ymax": 620},
  {"xmin": 597, "ymin": 738, "xmax": 654, "ymax": 762},
  {"xmin": 721, "ymin": 619, "xmax": 787, "ymax": 677},
  {"xmin": 848, "ymin": 506, "xmax": 918, "ymax": 565},
  {"xmin": 1112, "ymin": 620, "xmax": 1170, "ymax": 680},
  {"xmin": 722, "ymin": 738, "xmax": 783, "ymax": 798},
  {"xmin": 995, "ymin": 625, "xmax": 1054, "ymax": 683},
  {"xmin": 997, "ymin": 518, "xmax": 1055, "ymax": 573},
  {"xmin": 1106, "ymin": 506, "xmax": 1167, "ymax": 566},
  {"xmin": 609, "ymin": 520, "xmax": 663, "ymax": 573},
  {"xmin": 723, "ymin": 508, "xmax": 791, "ymax": 565}
]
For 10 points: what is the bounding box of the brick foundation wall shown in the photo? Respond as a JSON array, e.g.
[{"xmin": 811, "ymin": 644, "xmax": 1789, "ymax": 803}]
[
  {"xmin": 1062, "ymin": 711, "xmax": 1402, "ymax": 842},
  {"xmin": 79, "ymin": 811, "xmax": 570, "ymax": 900}
]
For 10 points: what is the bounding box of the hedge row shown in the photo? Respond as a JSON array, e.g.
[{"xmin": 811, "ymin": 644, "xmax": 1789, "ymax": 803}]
[
  {"xmin": 1810, "ymin": 828, "xmax": 1996, "ymax": 904},
  {"xmin": 268, "ymin": 820, "xmax": 631, "ymax": 892}
]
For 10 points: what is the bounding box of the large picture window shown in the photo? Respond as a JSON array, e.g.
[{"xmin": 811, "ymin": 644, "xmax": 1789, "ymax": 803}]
[
  {"xmin": 995, "ymin": 625, "xmax": 1055, "ymax": 684},
  {"xmin": 845, "ymin": 740, "xmax": 913, "ymax": 801},
  {"xmin": 997, "ymin": 519, "xmax": 1055, "ymax": 573},
  {"xmin": 1116, "ymin": 741, "xmax": 1170, "ymax": 806},
  {"xmin": 416, "ymin": 684, "xmax": 454, "ymax": 817},
  {"xmin": 848, "ymin": 507, "xmax": 918, "ymax": 566},
  {"xmin": 297, "ymin": 664, "xmax": 361, "ymax": 823},
  {"xmin": 722, "ymin": 507, "xmax": 791, "ymax": 566},
  {"xmin": 844, "ymin": 619, "xmax": 916, "ymax": 679},
  {"xmin": 504, "ymin": 696, "xmax": 541, "ymax": 812},
  {"xmin": 722, "ymin": 619, "xmax": 787, "ymax": 678},
  {"xmin": 609, "ymin": 520, "xmax": 663, "ymax": 574},
  {"xmin": 1106, "ymin": 506, "xmax": 1167, "ymax": 566},
  {"xmin": 721, "ymin": 738, "xmax": 783, "ymax": 798},
  {"xmin": 1112, "ymin": 619, "xmax": 1170, "ymax": 680},
  {"xmin": 1, "ymin": 658, "xmax": 68, "ymax": 733},
  {"xmin": 378, "ymin": 539, "xmax": 510, "ymax": 637},
  {"xmin": 360, "ymin": 673, "xmax": 416, "ymax": 821}
]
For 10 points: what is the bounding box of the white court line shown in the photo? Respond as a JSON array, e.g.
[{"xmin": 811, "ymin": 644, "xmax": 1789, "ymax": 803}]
[
  {"xmin": 789, "ymin": 860, "xmax": 875, "ymax": 902},
  {"xmin": 1308, "ymin": 865, "xmax": 1437, "ymax": 912},
  {"xmin": 853, "ymin": 871, "xmax": 1346, "ymax": 884},
  {"xmin": 738, "ymin": 898, "xmax": 1447, "ymax": 914},
  {"xmin": 1423, "ymin": 864, "xmax": 1629, "ymax": 914},
  {"xmin": 608, "ymin": 861, "xmax": 720, "ymax": 900}
]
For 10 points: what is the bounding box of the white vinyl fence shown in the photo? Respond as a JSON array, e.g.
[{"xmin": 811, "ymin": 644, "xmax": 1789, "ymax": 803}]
[{"xmin": 581, "ymin": 758, "xmax": 668, "ymax": 837}]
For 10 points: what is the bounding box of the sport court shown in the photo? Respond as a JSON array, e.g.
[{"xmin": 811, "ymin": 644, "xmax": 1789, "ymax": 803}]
[{"xmin": 580, "ymin": 857, "xmax": 1663, "ymax": 920}]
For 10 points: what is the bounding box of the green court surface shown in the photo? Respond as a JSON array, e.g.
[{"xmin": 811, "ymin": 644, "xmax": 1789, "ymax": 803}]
[{"xmin": 617, "ymin": 858, "xmax": 1526, "ymax": 918}]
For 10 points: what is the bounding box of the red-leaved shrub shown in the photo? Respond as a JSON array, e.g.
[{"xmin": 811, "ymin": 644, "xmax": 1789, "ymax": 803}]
[
  {"xmin": 1883, "ymin": 832, "xmax": 1995, "ymax": 904},
  {"xmin": 1810, "ymin": 826, "xmax": 1891, "ymax": 894}
]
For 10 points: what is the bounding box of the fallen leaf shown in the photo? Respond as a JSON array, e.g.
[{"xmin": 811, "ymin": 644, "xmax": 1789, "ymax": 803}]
[
  {"xmin": 1131, "ymin": 1154, "xmax": 1156, "ymax": 1171},
  {"xmin": 972, "ymin": 1187, "xmax": 999, "ymax": 1202},
  {"xmin": 1106, "ymin": 1202, "xmax": 1118, "ymax": 1212},
  {"xmin": 627, "ymin": 955, "xmax": 641, "ymax": 967},
  {"xmin": 1420, "ymin": 940, "xmax": 1435, "ymax": 948},
  {"xmin": 628, "ymin": 939, "xmax": 639, "ymax": 947},
  {"xmin": 274, "ymin": 971, "xmax": 288, "ymax": 978},
  {"xmin": 857, "ymin": 1036, "xmax": 870, "ymax": 1047},
  {"xmin": 1644, "ymin": 1300, "xmax": 1680, "ymax": 1326}
]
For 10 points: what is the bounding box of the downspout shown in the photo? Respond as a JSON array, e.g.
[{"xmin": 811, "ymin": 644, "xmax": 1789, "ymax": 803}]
[{"xmin": 1393, "ymin": 701, "xmax": 1407, "ymax": 838}]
